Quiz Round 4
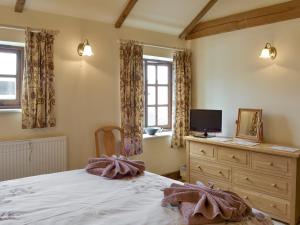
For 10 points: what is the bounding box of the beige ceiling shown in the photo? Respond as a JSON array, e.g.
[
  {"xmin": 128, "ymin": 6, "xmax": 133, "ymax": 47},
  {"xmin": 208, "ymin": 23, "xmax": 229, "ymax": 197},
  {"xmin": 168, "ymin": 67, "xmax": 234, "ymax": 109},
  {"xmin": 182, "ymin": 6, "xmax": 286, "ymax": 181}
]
[{"xmin": 0, "ymin": 0, "xmax": 290, "ymax": 35}]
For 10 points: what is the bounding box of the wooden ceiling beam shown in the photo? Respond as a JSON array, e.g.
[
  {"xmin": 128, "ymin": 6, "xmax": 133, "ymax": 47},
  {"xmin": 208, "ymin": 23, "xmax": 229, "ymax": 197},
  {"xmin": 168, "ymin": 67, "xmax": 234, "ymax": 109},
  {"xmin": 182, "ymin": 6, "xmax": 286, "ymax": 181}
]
[
  {"xmin": 15, "ymin": 0, "xmax": 26, "ymax": 13},
  {"xmin": 115, "ymin": 0, "xmax": 138, "ymax": 28},
  {"xmin": 186, "ymin": 0, "xmax": 300, "ymax": 40},
  {"xmin": 179, "ymin": 0, "xmax": 218, "ymax": 39}
]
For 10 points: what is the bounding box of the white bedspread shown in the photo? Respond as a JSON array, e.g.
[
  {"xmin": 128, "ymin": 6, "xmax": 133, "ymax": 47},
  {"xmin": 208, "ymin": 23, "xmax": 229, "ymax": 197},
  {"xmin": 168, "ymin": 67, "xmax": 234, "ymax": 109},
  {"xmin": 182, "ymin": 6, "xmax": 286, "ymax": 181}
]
[{"xmin": 0, "ymin": 170, "xmax": 271, "ymax": 225}]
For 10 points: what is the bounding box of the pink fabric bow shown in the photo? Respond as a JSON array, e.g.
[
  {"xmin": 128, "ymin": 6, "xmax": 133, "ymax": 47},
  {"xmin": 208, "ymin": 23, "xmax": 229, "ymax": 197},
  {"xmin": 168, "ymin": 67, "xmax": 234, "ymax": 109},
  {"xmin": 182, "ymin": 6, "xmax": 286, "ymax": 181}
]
[
  {"xmin": 162, "ymin": 183, "xmax": 252, "ymax": 225},
  {"xmin": 86, "ymin": 155, "xmax": 145, "ymax": 179}
]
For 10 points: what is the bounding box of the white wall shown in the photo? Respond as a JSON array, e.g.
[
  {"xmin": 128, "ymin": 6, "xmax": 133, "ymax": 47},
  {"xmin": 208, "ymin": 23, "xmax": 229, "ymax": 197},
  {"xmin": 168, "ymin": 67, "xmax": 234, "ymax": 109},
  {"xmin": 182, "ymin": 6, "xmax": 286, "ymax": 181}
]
[
  {"xmin": 191, "ymin": 18, "xmax": 300, "ymax": 147},
  {"xmin": 0, "ymin": 5, "xmax": 186, "ymax": 174}
]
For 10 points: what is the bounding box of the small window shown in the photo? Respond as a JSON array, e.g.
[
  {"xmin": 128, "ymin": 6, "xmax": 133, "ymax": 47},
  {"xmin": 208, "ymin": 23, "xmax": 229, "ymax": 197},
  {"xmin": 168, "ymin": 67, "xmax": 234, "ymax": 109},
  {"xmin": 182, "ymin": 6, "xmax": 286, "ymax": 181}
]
[
  {"xmin": 144, "ymin": 58, "xmax": 172, "ymax": 129},
  {"xmin": 0, "ymin": 45, "xmax": 24, "ymax": 109}
]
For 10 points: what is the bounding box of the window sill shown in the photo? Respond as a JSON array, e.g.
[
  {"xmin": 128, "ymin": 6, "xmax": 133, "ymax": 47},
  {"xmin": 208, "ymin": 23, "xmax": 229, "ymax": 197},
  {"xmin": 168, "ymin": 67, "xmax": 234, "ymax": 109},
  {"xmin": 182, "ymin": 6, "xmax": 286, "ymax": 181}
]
[
  {"xmin": 0, "ymin": 109, "xmax": 22, "ymax": 113},
  {"xmin": 143, "ymin": 131, "xmax": 172, "ymax": 140}
]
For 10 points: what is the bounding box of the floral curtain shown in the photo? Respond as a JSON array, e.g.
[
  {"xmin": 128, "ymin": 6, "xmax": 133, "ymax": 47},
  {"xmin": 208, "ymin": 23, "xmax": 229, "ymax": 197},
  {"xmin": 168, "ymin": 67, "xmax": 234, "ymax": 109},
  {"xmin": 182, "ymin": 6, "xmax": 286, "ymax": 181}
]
[
  {"xmin": 171, "ymin": 50, "xmax": 192, "ymax": 148},
  {"xmin": 120, "ymin": 41, "xmax": 144, "ymax": 156},
  {"xmin": 22, "ymin": 28, "xmax": 56, "ymax": 129}
]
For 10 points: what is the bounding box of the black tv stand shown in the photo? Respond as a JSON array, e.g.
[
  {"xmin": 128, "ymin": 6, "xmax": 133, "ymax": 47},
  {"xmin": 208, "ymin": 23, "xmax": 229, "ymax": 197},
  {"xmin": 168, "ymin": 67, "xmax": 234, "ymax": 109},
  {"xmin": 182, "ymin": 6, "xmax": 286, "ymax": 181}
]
[{"xmin": 193, "ymin": 132, "xmax": 216, "ymax": 138}]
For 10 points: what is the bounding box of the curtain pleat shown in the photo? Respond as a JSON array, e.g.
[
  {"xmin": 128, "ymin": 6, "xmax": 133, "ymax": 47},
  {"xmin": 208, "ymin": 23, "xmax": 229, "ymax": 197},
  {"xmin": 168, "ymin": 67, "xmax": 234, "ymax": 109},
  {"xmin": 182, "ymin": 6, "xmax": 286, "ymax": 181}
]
[
  {"xmin": 120, "ymin": 41, "xmax": 144, "ymax": 156},
  {"xmin": 22, "ymin": 28, "xmax": 56, "ymax": 129},
  {"xmin": 171, "ymin": 50, "xmax": 192, "ymax": 148}
]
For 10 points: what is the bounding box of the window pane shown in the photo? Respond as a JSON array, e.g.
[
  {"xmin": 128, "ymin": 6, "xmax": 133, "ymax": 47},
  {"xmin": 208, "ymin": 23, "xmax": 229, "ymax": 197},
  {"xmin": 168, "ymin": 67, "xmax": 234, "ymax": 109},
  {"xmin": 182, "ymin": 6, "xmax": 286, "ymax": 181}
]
[
  {"xmin": 157, "ymin": 106, "xmax": 168, "ymax": 126},
  {"xmin": 147, "ymin": 107, "xmax": 156, "ymax": 126},
  {"xmin": 157, "ymin": 86, "xmax": 168, "ymax": 105},
  {"xmin": 0, "ymin": 52, "xmax": 17, "ymax": 75},
  {"xmin": 0, "ymin": 77, "xmax": 16, "ymax": 100},
  {"xmin": 147, "ymin": 65, "xmax": 156, "ymax": 84},
  {"xmin": 157, "ymin": 65, "xmax": 168, "ymax": 84},
  {"xmin": 147, "ymin": 86, "xmax": 156, "ymax": 105}
]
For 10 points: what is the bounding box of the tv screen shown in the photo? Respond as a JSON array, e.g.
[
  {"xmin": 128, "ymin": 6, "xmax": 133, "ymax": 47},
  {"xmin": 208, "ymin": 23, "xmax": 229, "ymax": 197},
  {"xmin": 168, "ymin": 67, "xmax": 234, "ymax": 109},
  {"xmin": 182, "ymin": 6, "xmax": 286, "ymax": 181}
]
[{"xmin": 190, "ymin": 109, "xmax": 222, "ymax": 133}]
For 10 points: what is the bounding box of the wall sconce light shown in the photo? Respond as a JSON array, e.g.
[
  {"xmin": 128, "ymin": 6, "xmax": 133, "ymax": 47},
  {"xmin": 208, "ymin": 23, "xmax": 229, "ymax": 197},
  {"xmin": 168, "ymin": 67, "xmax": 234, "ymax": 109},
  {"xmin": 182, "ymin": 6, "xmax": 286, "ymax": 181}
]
[
  {"xmin": 260, "ymin": 43, "xmax": 277, "ymax": 60},
  {"xmin": 77, "ymin": 39, "xmax": 94, "ymax": 56}
]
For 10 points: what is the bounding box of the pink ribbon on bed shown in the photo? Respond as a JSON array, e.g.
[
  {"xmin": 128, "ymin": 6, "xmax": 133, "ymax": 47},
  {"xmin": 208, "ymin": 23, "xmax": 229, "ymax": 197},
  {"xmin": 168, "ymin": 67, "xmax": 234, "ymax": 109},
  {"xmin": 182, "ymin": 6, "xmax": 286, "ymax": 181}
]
[
  {"xmin": 162, "ymin": 183, "xmax": 253, "ymax": 225},
  {"xmin": 85, "ymin": 155, "xmax": 145, "ymax": 179}
]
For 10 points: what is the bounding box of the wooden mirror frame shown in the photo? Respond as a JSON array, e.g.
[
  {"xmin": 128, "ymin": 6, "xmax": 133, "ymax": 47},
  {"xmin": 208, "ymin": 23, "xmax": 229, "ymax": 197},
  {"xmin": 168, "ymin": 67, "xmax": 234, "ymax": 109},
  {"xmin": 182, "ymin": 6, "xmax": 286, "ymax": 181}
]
[{"xmin": 235, "ymin": 108, "xmax": 263, "ymax": 143}]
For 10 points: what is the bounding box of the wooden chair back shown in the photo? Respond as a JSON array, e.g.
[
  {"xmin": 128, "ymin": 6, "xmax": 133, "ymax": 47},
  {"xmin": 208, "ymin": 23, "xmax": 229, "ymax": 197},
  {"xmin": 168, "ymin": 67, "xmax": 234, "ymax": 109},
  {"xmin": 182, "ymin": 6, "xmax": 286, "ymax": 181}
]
[{"xmin": 94, "ymin": 126, "xmax": 124, "ymax": 157}]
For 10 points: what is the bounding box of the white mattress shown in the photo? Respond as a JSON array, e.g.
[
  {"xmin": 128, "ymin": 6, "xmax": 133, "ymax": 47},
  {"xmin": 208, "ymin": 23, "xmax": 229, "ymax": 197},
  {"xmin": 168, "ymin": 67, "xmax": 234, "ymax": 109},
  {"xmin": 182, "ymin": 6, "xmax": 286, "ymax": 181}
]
[{"xmin": 0, "ymin": 170, "xmax": 271, "ymax": 225}]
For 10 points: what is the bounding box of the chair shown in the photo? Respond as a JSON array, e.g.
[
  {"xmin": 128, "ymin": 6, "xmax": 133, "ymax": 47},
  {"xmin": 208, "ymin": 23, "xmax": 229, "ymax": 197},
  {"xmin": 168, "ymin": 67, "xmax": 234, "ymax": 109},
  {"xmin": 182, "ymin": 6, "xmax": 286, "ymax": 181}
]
[{"xmin": 94, "ymin": 126, "xmax": 124, "ymax": 157}]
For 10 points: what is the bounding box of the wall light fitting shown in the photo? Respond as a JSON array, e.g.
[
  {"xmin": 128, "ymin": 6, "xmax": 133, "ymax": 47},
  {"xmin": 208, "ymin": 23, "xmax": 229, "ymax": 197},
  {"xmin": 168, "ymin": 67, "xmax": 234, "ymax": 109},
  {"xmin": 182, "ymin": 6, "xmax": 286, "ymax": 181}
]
[
  {"xmin": 260, "ymin": 43, "xmax": 277, "ymax": 60},
  {"xmin": 77, "ymin": 39, "xmax": 93, "ymax": 56}
]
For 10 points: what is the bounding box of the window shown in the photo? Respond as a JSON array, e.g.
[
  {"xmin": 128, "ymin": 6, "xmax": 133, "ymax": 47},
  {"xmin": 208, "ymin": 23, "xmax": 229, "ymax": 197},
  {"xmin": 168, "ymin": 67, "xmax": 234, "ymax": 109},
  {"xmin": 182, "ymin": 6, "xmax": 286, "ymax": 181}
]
[
  {"xmin": 144, "ymin": 58, "xmax": 172, "ymax": 129},
  {"xmin": 0, "ymin": 45, "xmax": 24, "ymax": 109}
]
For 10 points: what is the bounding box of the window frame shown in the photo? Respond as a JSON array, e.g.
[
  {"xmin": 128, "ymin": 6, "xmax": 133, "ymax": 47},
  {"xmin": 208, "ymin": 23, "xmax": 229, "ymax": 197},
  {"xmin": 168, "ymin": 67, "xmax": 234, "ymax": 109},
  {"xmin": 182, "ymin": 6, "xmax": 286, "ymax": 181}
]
[
  {"xmin": 143, "ymin": 58, "xmax": 172, "ymax": 129},
  {"xmin": 0, "ymin": 44, "xmax": 24, "ymax": 109}
]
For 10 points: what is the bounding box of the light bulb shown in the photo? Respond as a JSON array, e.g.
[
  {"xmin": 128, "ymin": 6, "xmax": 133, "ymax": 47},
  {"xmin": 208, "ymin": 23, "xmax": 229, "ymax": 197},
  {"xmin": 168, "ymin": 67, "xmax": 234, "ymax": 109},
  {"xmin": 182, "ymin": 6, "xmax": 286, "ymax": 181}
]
[{"xmin": 82, "ymin": 44, "xmax": 93, "ymax": 56}]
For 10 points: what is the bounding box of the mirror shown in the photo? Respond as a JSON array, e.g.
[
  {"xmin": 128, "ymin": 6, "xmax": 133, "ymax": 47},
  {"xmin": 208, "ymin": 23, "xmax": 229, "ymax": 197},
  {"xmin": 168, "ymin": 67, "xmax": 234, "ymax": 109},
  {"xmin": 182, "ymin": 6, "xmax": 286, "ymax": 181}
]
[{"xmin": 235, "ymin": 108, "xmax": 263, "ymax": 143}]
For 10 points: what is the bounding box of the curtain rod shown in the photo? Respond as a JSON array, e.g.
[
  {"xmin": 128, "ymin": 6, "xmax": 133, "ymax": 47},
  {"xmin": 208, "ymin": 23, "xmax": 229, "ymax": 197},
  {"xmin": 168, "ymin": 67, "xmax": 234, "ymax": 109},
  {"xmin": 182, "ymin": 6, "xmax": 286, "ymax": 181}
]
[
  {"xmin": 118, "ymin": 39, "xmax": 185, "ymax": 52},
  {"xmin": 0, "ymin": 24, "xmax": 60, "ymax": 34}
]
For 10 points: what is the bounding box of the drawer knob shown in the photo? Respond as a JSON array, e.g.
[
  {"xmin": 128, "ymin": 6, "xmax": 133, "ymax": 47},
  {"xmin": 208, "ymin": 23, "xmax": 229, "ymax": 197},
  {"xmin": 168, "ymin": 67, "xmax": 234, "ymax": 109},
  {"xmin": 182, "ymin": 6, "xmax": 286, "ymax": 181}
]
[
  {"xmin": 270, "ymin": 204, "xmax": 276, "ymax": 208},
  {"xmin": 218, "ymin": 171, "xmax": 223, "ymax": 175},
  {"xmin": 244, "ymin": 177, "xmax": 249, "ymax": 181},
  {"xmin": 244, "ymin": 196, "xmax": 249, "ymax": 200},
  {"xmin": 268, "ymin": 162, "xmax": 274, "ymax": 166},
  {"xmin": 231, "ymin": 155, "xmax": 236, "ymax": 159},
  {"xmin": 198, "ymin": 166, "xmax": 202, "ymax": 170},
  {"xmin": 271, "ymin": 183, "xmax": 277, "ymax": 188},
  {"xmin": 200, "ymin": 149, "xmax": 205, "ymax": 154}
]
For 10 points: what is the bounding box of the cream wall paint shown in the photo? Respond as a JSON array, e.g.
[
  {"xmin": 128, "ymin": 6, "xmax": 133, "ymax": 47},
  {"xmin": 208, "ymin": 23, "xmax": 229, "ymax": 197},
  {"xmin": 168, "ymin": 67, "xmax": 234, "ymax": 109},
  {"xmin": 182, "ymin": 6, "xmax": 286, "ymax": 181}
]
[
  {"xmin": 132, "ymin": 136, "xmax": 185, "ymax": 175},
  {"xmin": 0, "ymin": 6, "xmax": 186, "ymax": 174},
  {"xmin": 191, "ymin": 18, "xmax": 300, "ymax": 147}
]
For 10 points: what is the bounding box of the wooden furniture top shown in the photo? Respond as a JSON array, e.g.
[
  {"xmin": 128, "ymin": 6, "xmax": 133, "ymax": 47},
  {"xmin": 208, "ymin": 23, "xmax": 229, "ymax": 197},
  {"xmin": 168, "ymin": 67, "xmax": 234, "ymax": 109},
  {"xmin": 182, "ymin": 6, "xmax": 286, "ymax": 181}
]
[{"xmin": 184, "ymin": 136, "xmax": 300, "ymax": 158}]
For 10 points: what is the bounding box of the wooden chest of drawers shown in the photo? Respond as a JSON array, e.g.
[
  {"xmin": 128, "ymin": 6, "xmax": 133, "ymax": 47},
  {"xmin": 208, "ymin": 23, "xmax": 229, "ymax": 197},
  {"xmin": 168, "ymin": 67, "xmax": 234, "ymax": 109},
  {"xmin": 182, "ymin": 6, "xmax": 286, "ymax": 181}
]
[{"xmin": 185, "ymin": 136, "xmax": 300, "ymax": 225}]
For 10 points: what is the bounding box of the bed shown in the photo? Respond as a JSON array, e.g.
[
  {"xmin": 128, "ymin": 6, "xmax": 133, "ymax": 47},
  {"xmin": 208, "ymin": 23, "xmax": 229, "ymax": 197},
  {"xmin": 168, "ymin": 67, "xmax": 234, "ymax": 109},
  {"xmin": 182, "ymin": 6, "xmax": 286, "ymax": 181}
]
[{"xmin": 0, "ymin": 170, "xmax": 271, "ymax": 225}]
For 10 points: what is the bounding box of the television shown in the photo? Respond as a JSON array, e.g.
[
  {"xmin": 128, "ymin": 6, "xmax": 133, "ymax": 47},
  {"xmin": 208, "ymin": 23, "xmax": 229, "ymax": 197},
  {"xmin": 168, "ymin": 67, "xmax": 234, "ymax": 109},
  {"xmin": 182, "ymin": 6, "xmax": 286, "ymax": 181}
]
[{"xmin": 190, "ymin": 109, "xmax": 222, "ymax": 138}]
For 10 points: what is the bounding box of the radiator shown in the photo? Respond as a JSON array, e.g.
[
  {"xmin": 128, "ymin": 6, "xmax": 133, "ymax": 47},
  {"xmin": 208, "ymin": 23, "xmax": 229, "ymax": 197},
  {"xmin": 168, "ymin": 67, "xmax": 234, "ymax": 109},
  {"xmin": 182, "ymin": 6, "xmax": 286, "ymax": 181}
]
[{"xmin": 0, "ymin": 136, "xmax": 67, "ymax": 181}]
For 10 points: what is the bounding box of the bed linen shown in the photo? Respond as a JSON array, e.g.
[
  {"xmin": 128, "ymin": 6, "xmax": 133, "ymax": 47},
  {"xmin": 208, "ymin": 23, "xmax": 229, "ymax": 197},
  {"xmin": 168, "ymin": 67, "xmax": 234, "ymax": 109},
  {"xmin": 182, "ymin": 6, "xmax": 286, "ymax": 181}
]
[{"xmin": 0, "ymin": 170, "xmax": 271, "ymax": 225}]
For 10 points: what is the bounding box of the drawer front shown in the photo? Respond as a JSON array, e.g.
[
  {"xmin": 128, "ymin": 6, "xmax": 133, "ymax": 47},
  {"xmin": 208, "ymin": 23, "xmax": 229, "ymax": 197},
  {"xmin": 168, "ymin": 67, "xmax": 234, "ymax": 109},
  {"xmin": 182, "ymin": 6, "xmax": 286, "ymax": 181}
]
[
  {"xmin": 218, "ymin": 147, "xmax": 248, "ymax": 166},
  {"xmin": 190, "ymin": 142, "xmax": 215, "ymax": 159},
  {"xmin": 190, "ymin": 159, "xmax": 230, "ymax": 181},
  {"xmin": 233, "ymin": 187, "xmax": 290, "ymax": 219},
  {"xmin": 190, "ymin": 173, "xmax": 231, "ymax": 191},
  {"xmin": 233, "ymin": 170, "xmax": 290, "ymax": 197},
  {"xmin": 252, "ymin": 153, "xmax": 291, "ymax": 176}
]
